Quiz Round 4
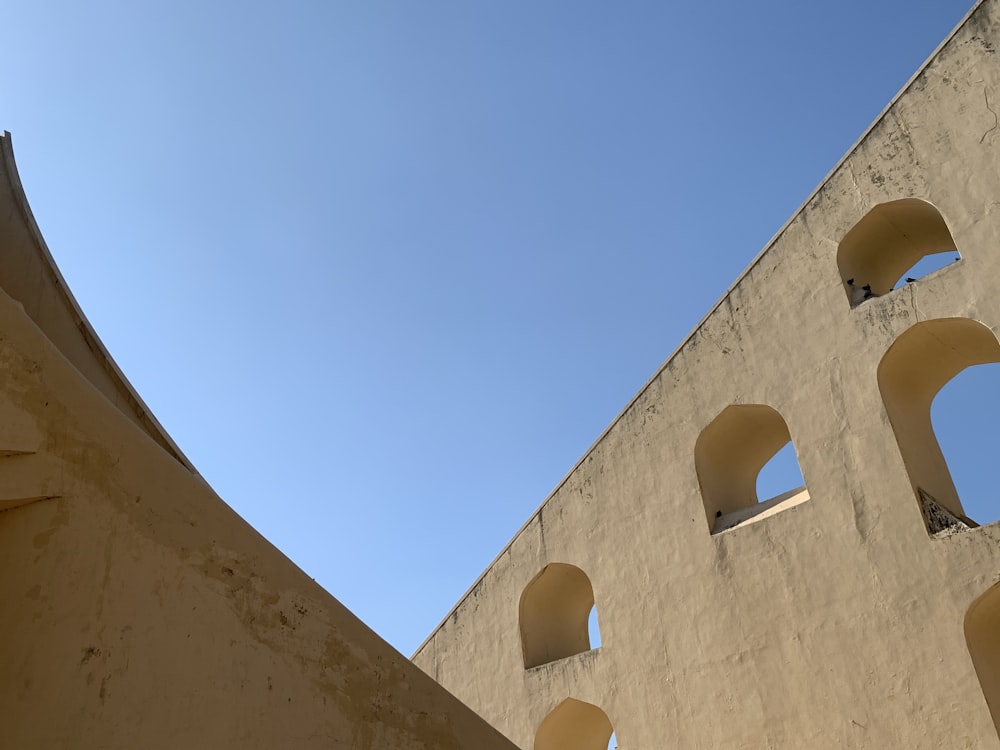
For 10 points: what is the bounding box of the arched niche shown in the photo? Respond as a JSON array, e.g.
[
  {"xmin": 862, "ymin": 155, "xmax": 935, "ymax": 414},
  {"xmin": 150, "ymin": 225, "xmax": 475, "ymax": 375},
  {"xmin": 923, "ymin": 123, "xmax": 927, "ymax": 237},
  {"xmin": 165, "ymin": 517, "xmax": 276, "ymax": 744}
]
[
  {"xmin": 838, "ymin": 199, "xmax": 959, "ymax": 307},
  {"xmin": 535, "ymin": 697, "xmax": 614, "ymax": 750},
  {"xmin": 966, "ymin": 581, "xmax": 1000, "ymax": 738},
  {"xmin": 520, "ymin": 563, "xmax": 597, "ymax": 669},
  {"xmin": 877, "ymin": 318, "xmax": 1000, "ymax": 527},
  {"xmin": 695, "ymin": 404, "xmax": 810, "ymax": 533}
]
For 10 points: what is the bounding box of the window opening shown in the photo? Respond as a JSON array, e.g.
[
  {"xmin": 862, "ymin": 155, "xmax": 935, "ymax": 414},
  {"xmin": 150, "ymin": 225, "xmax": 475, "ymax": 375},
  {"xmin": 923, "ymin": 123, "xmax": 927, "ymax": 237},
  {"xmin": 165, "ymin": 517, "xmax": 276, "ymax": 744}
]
[
  {"xmin": 965, "ymin": 581, "xmax": 1000, "ymax": 739},
  {"xmin": 696, "ymin": 404, "xmax": 810, "ymax": 534},
  {"xmin": 890, "ymin": 251, "xmax": 959, "ymax": 290},
  {"xmin": 756, "ymin": 440, "xmax": 806, "ymax": 502},
  {"xmin": 535, "ymin": 698, "xmax": 615, "ymax": 750},
  {"xmin": 588, "ymin": 605, "xmax": 602, "ymax": 648},
  {"xmin": 877, "ymin": 318, "xmax": 1000, "ymax": 533},
  {"xmin": 520, "ymin": 563, "xmax": 599, "ymax": 669},
  {"xmin": 838, "ymin": 199, "xmax": 959, "ymax": 307},
  {"xmin": 930, "ymin": 362, "xmax": 1000, "ymax": 526}
]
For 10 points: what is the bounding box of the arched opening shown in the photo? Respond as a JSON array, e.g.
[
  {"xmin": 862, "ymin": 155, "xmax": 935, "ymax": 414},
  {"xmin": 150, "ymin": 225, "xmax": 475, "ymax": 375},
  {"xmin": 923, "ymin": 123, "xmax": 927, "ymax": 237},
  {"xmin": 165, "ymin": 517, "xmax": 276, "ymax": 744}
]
[
  {"xmin": 535, "ymin": 698, "xmax": 614, "ymax": 750},
  {"xmin": 695, "ymin": 404, "xmax": 810, "ymax": 534},
  {"xmin": 837, "ymin": 199, "xmax": 960, "ymax": 307},
  {"xmin": 965, "ymin": 581, "xmax": 1000, "ymax": 738},
  {"xmin": 877, "ymin": 318, "xmax": 1000, "ymax": 531},
  {"xmin": 520, "ymin": 563, "xmax": 598, "ymax": 669},
  {"xmin": 932, "ymin": 362, "xmax": 1000, "ymax": 526}
]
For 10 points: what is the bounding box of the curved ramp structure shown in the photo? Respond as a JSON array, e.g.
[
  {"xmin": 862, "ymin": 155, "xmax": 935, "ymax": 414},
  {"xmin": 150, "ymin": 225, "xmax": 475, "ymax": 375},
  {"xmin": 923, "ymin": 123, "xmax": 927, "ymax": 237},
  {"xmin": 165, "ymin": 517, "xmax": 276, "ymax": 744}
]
[
  {"xmin": 0, "ymin": 134, "xmax": 516, "ymax": 749},
  {"xmin": 0, "ymin": 132, "xmax": 192, "ymax": 470}
]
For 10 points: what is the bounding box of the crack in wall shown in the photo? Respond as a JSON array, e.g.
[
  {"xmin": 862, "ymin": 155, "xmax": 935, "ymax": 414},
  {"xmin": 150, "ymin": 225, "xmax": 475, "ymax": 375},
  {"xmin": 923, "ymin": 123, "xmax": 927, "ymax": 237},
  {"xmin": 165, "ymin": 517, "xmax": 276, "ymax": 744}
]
[{"xmin": 980, "ymin": 87, "xmax": 998, "ymax": 143}]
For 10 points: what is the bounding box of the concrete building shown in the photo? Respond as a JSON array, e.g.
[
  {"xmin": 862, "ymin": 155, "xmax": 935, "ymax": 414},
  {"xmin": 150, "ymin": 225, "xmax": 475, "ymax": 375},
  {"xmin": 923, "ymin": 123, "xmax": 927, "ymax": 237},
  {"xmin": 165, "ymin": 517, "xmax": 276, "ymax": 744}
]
[
  {"xmin": 413, "ymin": 0, "xmax": 1000, "ymax": 747},
  {"xmin": 3, "ymin": 1, "xmax": 1000, "ymax": 748}
]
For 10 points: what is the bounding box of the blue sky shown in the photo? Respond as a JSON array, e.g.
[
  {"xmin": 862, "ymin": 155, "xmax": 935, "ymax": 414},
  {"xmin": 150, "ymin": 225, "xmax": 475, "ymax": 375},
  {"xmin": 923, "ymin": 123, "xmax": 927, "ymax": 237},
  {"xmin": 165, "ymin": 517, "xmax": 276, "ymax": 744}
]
[{"xmin": 1, "ymin": 0, "xmax": 992, "ymax": 655}]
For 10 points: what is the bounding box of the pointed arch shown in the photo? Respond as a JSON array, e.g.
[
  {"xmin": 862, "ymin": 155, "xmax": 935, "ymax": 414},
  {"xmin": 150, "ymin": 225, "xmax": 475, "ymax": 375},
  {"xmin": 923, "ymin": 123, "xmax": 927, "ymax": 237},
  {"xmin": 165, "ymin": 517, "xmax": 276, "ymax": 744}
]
[
  {"xmin": 838, "ymin": 199, "xmax": 959, "ymax": 307},
  {"xmin": 877, "ymin": 317, "xmax": 1000, "ymax": 527},
  {"xmin": 520, "ymin": 563, "xmax": 597, "ymax": 669},
  {"xmin": 535, "ymin": 698, "xmax": 614, "ymax": 750}
]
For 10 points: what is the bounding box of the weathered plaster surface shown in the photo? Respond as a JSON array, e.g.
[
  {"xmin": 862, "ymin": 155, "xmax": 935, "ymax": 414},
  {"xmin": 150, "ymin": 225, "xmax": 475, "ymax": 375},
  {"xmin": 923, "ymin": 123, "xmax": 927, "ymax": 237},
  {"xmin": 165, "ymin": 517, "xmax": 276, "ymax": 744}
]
[
  {"xmin": 0, "ymin": 134, "xmax": 517, "ymax": 748},
  {"xmin": 413, "ymin": 1, "xmax": 1000, "ymax": 747}
]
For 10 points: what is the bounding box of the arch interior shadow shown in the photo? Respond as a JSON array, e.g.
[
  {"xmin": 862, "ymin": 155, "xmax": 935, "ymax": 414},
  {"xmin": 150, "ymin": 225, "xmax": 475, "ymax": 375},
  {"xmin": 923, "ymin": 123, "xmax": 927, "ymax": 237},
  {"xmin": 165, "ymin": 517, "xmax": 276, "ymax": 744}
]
[
  {"xmin": 520, "ymin": 563, "xmax": 597, "ymax": 669},
  {"xmin": 535, "ymin": 697, "xmax": 614, "ymax": 750}
]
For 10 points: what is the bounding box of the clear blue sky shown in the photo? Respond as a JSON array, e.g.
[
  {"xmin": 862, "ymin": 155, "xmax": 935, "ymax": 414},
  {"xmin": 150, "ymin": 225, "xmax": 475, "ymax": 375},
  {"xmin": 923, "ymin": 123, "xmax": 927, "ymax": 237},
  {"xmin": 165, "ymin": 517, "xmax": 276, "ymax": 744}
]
[{"xmin": 1, "ymin": 0, "xmax": 992, "ymax": 655}]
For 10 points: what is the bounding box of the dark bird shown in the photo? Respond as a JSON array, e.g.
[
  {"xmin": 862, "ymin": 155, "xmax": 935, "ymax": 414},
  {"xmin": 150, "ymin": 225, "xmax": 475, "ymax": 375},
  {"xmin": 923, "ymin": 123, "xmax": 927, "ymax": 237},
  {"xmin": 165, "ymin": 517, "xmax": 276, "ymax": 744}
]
[
  {"xmin": 847, "ymin": 278, "xmax": 855, "ymax": 285},
  {"xmin": 906, "ymin": 277, "xmax": 917, "ymax": 283},
  {"xmin": 715, "ymin": 510, "xmax": 722, "ymax": 518}
]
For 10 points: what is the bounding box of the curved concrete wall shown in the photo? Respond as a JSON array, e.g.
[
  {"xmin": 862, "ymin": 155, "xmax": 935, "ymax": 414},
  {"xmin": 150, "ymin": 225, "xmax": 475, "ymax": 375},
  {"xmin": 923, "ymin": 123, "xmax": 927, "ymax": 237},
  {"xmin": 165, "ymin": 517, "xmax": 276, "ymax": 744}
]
[
  {"xmin": 0, "ymin": 133, "xmax": 194, "ymax": 470},
  {"xmin": 0, "ymin": 145, "xmax": 517, "ymax": 748}
]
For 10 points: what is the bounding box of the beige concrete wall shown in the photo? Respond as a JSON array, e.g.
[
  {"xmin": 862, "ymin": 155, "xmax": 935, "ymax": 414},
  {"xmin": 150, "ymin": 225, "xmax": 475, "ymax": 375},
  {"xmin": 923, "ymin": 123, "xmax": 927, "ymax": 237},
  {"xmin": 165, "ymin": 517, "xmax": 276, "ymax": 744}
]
[
  {"xmin": 413, "ymin": 1, "xmax": 1000, "ymax": 747},
  {"xmin": 0, "ymin": 141, "xmax": 517, "ymax": 749}
]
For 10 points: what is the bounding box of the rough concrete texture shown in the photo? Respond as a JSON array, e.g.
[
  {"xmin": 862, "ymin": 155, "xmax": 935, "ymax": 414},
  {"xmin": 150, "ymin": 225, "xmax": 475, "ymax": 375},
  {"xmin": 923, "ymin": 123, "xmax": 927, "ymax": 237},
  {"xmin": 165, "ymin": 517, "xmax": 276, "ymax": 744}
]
[
  {"xmin": 413, "ymin": 1, "xmax": 1000, "ymax": 747},
  {"xmin": 0, "ymin": 135, "xmax": 517, "ymax": 749}
]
